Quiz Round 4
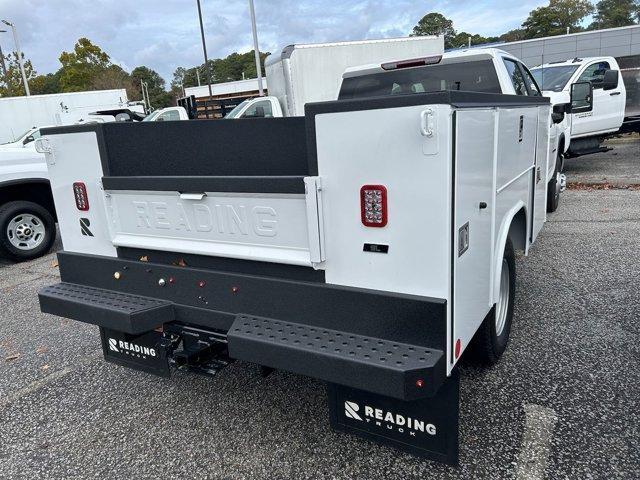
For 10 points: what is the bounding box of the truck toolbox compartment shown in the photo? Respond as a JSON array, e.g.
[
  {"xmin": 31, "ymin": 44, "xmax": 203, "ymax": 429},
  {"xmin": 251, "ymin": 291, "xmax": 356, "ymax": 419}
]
[
  {"xmin": 39, "ymin": 283, "xmax": 174, "ymax": 334},
  {"xmin": 228, "ymin": 314, "xmax": 445, "ymax": 401}
]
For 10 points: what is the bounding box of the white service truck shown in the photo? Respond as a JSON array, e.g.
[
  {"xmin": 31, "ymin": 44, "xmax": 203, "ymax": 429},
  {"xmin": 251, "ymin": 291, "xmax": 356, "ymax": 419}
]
[
  {"xmin": 0, "ymin": 105, "xmax": 184, "ymax": 261},
  {"xmin": 530, "ymin": 56, "xmax": 626, "ymax": 156},
  {"xmin": 0, "ymin": 89, "xmax": 142, "ymax": 144},
  {"xmin": 233, "ymin": 47, "xmax": 574, "ymax": 213},
  {"xmin": 36, "ymin": 47, "xmax": 579, "ymax": 464}
]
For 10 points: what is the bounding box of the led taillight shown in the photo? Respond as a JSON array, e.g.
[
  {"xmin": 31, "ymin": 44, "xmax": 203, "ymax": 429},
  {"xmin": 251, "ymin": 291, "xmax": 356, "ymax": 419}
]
[
  {"xmin": 360, "ymin": 185, "xmax": 387, "ymax": 227},
  {"xmin": 73, "ymin": 182, "xmax": 89, "ymax": 211}
]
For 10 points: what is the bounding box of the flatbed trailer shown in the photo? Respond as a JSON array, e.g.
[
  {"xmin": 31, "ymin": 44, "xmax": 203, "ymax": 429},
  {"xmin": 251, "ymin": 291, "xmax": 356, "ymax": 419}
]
[{"xmin": 37, "ymin": 90, "xmax": 552, "ymax": 465}]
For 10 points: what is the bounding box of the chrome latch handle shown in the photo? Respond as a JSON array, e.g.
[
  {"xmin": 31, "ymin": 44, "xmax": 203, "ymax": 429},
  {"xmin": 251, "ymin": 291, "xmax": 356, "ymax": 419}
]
[{"xmin": 420, "ymin": 109, "xmax": 434, "ymax": 137}]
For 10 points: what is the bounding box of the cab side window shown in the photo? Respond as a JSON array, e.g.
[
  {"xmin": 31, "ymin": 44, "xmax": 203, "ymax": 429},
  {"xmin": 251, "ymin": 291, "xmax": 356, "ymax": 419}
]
[
  {"xmin": 242, "ymin": 100, "xmax": 273, "ymax": 118},
  {"xmin": 158, "ymin": 110, "xmax": 181, "ymax": 121},
  {"xmin": 520, "ymin": 65, "xmax": 542, "ymax": 96},
  {"xmin": 503, "ymin": 59, "xmax": 528, "ymax": 96},
  {"xmin": 577, "ymin": 61, "xmax": 611, "ymax": 89}
]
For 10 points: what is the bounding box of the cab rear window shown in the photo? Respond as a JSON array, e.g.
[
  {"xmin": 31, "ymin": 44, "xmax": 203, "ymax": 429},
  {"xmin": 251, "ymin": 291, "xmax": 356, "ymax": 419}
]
[{"xmin": 339, "ymin": 60, "xmax": 501, "ymax": 100}]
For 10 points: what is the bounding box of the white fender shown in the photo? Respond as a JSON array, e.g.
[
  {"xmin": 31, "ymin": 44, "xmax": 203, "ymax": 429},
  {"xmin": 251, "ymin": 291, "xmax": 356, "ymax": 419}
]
[{"xmin": 492, "ymin": 201, "xmax": 527, "ymax": 305}]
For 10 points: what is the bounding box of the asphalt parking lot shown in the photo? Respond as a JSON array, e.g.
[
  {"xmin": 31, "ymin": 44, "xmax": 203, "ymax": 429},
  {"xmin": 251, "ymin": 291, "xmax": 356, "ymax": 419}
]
[{"xmin": 1, "ymin": 148, "xmax": 639, "ymax": 479}]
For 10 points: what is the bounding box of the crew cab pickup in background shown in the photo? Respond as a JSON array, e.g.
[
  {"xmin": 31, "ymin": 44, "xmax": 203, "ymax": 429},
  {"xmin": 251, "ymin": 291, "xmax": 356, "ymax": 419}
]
[{"xmin": 531, "ymin": 56, "xmax": 626, "ymax": 156}]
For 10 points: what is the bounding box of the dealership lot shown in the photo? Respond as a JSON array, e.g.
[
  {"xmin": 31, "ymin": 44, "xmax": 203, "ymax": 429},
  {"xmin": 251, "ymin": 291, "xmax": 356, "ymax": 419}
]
[{"xmin": 1, "ymin": 150, "xmax": 639, "ymax": 479}]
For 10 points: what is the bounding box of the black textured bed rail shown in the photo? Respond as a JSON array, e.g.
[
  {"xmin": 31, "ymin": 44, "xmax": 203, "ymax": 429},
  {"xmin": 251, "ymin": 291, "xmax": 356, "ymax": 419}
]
[
  {"xmin": 39, "ymin": 283, "xmax": 174, "ymax": 334},
  {"xmin": 227, "ymin": 314, "xmax": 446, "ymax": 400}
]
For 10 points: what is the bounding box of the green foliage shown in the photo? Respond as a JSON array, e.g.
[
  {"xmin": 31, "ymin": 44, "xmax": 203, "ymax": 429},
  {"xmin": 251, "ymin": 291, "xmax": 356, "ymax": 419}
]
[
  {"xmin": 173, "ymin": 50, "xmax": 269, "ymax": 94},
  {"xmin": 58, "ymin": 38, "xmax": 111, "ymax": 92},
  {"xmin": 131, "ymin": 65, "xmax": 172, "ymax": 108},
  {"xmin": 0, "ymin": 51, "xmax": 37, "ymax": 97},
  {"xmin": 410, "ymin": 12, "xmax": 457, "ymax": 48},
  {"xmin": 522, "ymin": 0, "xmax": 594, "ymax": 38},
  {"xmin": 590, "ymin": 0, "xmax": 640, "ymax": 29},
  {"xmin": 30, "ymin": 72, "xmax": 61, "ymax": 95}
]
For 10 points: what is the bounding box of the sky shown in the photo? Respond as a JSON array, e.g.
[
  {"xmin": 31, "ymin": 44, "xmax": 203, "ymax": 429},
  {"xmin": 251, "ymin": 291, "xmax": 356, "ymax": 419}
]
[{"xmin": 0, "ymin": 0, "xmax": 548, "ymax": 83}]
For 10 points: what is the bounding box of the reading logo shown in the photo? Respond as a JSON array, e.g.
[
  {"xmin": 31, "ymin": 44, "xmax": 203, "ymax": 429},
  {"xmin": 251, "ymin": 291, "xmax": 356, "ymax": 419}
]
[
  {"xmin": 107, "ymin": 338, "xmax": 157, "ymax": 358},
  {"xmin": 343, "ymin": 400, "xmax": 437, "ymax": 437}
]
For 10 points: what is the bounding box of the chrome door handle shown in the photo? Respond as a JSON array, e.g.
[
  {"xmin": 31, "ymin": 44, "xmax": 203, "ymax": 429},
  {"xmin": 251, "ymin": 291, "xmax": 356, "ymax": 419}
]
[{"xmin": 420, "ymin": 109, "xmax": 434, "ymax": 137}]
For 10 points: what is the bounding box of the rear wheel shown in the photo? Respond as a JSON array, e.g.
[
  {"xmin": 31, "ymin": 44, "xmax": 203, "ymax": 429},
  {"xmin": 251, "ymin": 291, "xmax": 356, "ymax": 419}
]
[
  {"xmin": 0, "ymin": 201, "xmax": 56, "ymax": 261},
  {"xmin": 469, "ymin": 238, "xmax": 515, "ymax": 365},
  {"xmin": 547, "ymin": 152, "xmax": 562, "ymax": 213}
]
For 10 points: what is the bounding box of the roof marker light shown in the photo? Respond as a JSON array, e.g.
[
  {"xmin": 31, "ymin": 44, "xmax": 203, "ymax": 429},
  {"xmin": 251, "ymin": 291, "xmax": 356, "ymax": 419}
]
[{"xmin": 381, "ymin": 55, "xmax": 442, "ymax": 71}]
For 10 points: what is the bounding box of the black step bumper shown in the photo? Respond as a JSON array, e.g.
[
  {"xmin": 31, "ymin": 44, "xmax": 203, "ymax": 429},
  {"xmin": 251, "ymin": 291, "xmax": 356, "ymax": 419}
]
[
  {"xmin": 39, "ymin": 283, "xmax": 174, "ymax": 334},
  {"xmin": 228, "ymin": 315, "xmax": 445, "ymax": 400},
  {"xmin": 39, "ymin": 252, "xmax": 449, "ymax": 400}
]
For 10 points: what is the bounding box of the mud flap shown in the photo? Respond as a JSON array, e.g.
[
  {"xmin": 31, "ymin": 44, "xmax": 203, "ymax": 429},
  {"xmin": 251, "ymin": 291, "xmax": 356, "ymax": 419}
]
[
  {"xmin": 328, "ymin": 369, "xmax": 459, "ymax": 465},
  {"xmin": 100, "ymin": 328, "xmax": 170, "ymax": 377}
]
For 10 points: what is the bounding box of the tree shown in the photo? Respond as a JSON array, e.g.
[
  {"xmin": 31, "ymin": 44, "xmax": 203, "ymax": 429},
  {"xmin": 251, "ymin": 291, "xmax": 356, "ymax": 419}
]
[
  {"xmin": 0, "ymin": 51, "xmax": 37, "ymax": 97},
  {"xmin": 499, "ymin": 28, "xmax": 527, "ymax": 42},
  {"xmin": 92, "ymin": 64, "xmax": 135, "ymax": 99},
  {"xmin": 30, "ymin": 72, "xmax": 61, "ymax": 95},
  {"xmin": 131, "ymin": 66, "xmax": 171, "ymax": 108},
  {"xmin": 411, "ymin": 12, "xmax": 456, "ymax": 48},
  {"xmin": 58, "ymin": 38, "xmax": 111, "ymax": 91},
  {"xmin": 449, "ymin": 32, "xmax": 492, "ymax": 48},
  {"xmin": 590, "ymin": 0, "xmax": 640, "ymax": 29},
  {"xmin": 522, "ymin": 0, "xmax": 594, "ymax": 38}
]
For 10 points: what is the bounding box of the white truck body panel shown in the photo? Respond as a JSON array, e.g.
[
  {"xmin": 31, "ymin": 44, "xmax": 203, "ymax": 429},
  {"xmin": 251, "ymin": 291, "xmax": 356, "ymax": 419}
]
[
  {"xmin": 104, "ymin": 189, "xmax": 321, "ymax": 267},
  {"xmin": 42, "ymin": 132, "xmax": 117, "ymax": 258},
  {"xmin": 264, "ymin": 36, "xmax": 444, "ymax": 117},
  {"xmin": 0, "ymin": 89, "xmax": 134, "ymax": 144}
]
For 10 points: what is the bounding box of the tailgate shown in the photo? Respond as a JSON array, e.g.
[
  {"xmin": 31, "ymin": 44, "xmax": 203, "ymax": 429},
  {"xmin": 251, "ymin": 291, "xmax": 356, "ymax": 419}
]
[{"xmin": 104, "ymin": 176, "xmax": 325, "ymax": 267}]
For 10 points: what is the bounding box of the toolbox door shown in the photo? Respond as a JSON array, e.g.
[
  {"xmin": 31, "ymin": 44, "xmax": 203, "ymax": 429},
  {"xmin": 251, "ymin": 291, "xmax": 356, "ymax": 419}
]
[{"xmin": 451, "ymin": 109, "xmax": 495, "ymax": 369}]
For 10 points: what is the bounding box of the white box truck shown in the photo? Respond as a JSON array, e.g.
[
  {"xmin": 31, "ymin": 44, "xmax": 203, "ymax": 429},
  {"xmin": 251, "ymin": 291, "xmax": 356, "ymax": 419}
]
[
  {"xmin": 0, "ymin": 89, "xmax": 140, "ymax": 144},
  {"xmin": 224, "ymin": 36, "xmax": 443, "ymax": 119},
  {"xmin": 35, "ymin": 47, "xmax": 580, "ymax": 464}
]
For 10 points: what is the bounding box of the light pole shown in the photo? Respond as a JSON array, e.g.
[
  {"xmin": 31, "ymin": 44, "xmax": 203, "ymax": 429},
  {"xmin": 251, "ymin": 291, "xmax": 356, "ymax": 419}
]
[
  {"xmin": 0, "ymin": 30, "xmax": 8, "ymax": 83},
  {"xmin": 2, "ymin": 20, "xmax": 30, "ymax": 96},
  {"xmin": 195, "ymin": 0, "xmax": 213, "ymax": 99},
  {"xmin": 248, "ymin": 0, "xmax": 264, "ymax": 96}
]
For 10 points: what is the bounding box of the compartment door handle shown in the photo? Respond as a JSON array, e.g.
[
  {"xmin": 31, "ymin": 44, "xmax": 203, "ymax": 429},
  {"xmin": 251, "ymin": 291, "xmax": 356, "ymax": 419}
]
[{"xmin": 420, "ymin": 109, "xmax": 434, "ymax": 137}]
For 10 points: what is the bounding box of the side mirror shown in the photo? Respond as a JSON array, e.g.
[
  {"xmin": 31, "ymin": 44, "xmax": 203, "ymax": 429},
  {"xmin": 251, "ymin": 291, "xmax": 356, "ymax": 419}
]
[
  {"xmin": 115, "ymin": 113, "xmax": 132, "ymax": 122},
  {"xmin": 602, "ymin": 69, "xmax": 619, "ymax": 91},
  {"xmin": 570, "ymin": 81, "xmax": 593, "ymax": 114},
  {"xmin": 23, "ymin": 135, "xmax": 35, "ymax": 145},
  {"xmin": 551, "ymin": 103, "xmax": 570, "ymax": 124}
]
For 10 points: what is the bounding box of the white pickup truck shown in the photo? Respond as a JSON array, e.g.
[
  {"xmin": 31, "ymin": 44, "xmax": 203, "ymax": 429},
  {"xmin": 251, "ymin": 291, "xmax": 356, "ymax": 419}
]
[
  {"xmin": 531, "ymin": 56, "xmax": 626, "ymax": 156},
  {"xmin": 36, "ymin": 46, "xmax": 576, "ymax": 464},
  {"xmin": 234, "ymin": 48, "xmax": 574, "ymax": 213},
  {"xmin": 0, "ymin": 106, "xmax": 191, "ymax": 261}
]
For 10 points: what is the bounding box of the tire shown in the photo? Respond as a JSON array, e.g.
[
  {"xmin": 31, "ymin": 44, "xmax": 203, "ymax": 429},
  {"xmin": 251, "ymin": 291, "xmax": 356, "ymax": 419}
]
[
  {"xmin": 0, "ymin": 201, "xmax": 56, "ymax": 261},
  {"xmin": 469, "ymin": 238, "xmax": 515, "ymax": 365},
  {"xmin": 546, "ymin": 152, "xmax": 562, "ymax": 213}
]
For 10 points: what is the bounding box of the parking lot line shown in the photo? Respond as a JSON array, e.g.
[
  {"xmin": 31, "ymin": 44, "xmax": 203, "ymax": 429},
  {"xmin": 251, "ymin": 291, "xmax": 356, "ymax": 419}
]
[
  {"xmin": 515, "ymin": 404, "xmax": 558, "ymax": 480},
  {"xmin": 0, "ymin": 353, "xmax": 100, "ymax": 409}
]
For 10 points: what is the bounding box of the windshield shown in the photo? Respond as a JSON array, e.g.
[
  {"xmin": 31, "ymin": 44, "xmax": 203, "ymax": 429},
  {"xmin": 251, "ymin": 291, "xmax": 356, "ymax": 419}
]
[
  {"xmin": 339, "ymin": 59, "xmax": 502, "ymax": 100},
  {"xmin": 530, "ymin": 65, "xmax": 579, "ymax": 92},
  {"xmin": 224, "ymin": 100, "xmax": 251, "ymax": 119},
  {"xmin": 1, "ymin": 127, "xmax": 35, "ymax": 145},
  {"xmin": 142, "ymin": 111, "xmax": 161, "ymax": 122}
]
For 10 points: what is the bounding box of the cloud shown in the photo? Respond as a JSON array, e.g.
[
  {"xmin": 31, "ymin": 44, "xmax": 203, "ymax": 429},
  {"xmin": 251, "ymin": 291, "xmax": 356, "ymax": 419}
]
[{"xmin": 0, "ymin": 0, "xmax": 546, "ymax": 83}]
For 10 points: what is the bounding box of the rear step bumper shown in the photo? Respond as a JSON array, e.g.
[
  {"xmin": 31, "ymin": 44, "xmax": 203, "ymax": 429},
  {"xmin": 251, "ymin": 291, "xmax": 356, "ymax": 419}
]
[
  {"xmin": 39, "ymin": 283, "xmax": 174, "ymax": 334},
  {"xmin": 39, "ymin": 280, "xmax": 445, "ymax": 401},
  {"xmin": 228, "ymin": 314, "xmax": 445, "ymax": 400}
]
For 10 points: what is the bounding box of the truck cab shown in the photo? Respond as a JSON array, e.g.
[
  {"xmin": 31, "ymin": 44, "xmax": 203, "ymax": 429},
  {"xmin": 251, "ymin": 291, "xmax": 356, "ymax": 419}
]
[
  {"xmin": 340, "ymin": 48, "xmax": 570, "ymax": 212},
  {"xmin": 223, "ymin": 96, "xmax": 283, "ymax": 119},
  {"xmin": 530, "ymin": 57, "xmax": 626, "ymax": 156}
]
